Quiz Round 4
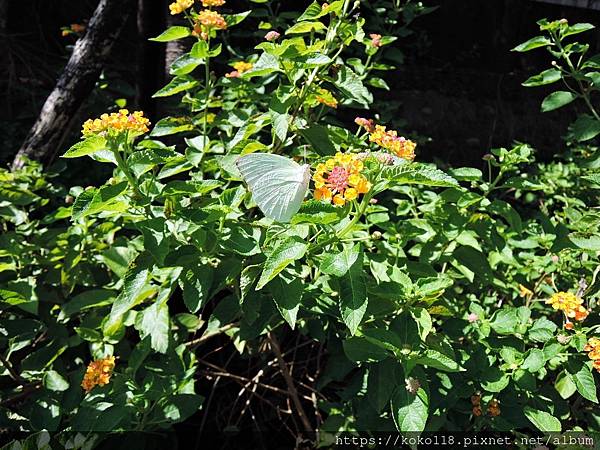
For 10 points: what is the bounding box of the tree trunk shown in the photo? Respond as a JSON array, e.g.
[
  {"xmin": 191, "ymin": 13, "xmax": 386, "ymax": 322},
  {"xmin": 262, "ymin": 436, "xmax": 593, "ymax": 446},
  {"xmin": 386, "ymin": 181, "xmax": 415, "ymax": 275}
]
[
  {"xmin": 12, "ymin": 0, "xmax": 136, "ymax": 170},
  {"xmin": 135, "ymin": 0, "xmax": 166, "ymax": 119}
]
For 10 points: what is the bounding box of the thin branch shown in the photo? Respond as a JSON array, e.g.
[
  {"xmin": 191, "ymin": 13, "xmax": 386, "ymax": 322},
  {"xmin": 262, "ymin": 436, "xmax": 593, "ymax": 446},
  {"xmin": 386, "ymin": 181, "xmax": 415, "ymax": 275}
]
[{"xmin": 267, "ymin": 332, "xmax": 314, "ymax": 434}]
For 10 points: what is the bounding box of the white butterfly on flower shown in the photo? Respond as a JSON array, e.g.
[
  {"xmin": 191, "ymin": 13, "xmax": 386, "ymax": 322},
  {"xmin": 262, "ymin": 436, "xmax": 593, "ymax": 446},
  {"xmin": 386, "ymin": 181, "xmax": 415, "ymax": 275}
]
[{"xmin": 236, "ymin": 153, "xmax": 311, "ymax": 223}]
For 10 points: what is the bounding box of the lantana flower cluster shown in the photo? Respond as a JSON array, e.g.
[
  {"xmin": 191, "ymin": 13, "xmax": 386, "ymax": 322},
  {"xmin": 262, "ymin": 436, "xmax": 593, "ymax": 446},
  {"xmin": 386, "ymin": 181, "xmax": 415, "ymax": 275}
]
[
  {"xmin": 226, "ymin": 61, "xmax": 253, "ymax": 78},
  {"xmin": 313, "ymin": 153, "xmax": 371, "ymax": 206},
  {"xmin": 82, "ymin": 110, "xmax": 150, "ymax": 138},
  {"xmin": 584, "ymin": 338, "xmax": 600, "ymax": 372},
  {"xmin": 545, "ymin": 291, "xmax": 589, "ymax": 328},
  {"xmin": 355, "ymin": 118, "xmax": 416, "ymax": 161},
  {"xmin": 81, "ymin": 356, "xmax": 116, "ymax": 392},
  {"xmin": 169, "ymin": 0, "xmax": 194, "ymax": 15},
  {"xmin": 315, "ymin": 88, "xmax": 338, "ymax": 109}
]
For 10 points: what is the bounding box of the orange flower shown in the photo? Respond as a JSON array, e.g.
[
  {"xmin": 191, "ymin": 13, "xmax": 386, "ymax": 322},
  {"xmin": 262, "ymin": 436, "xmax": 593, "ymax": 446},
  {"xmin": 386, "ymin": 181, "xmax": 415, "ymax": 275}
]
[
  {"xmin": 169, "ymin": 0, "xmax": 194, "ymax": 15},
  {"xmin": 196, "ymin": 9, "xmax": 227, "ymax": 30},
  {"xmin": 313, "ymin": 152, "xmax": 371, "ymax": 207},
  {"xmin": 546, "ymin": 291, "xmax": 588, "ymax": 323},
  {"xmin": 370, "ymin": 33, "xmax": 382, "ymax": 48},
  {"xmin": 584, "ymin": 338, "xmax": 600, "ymax": 372},
  {"xmin": 355, "ymin": 117, "xmax": 375, "ymax": 132},
  {"xmin": 202, "ymin": 0, "xmax": 225, "ymax": 6},
  {"xmin": 81, "ymin": 356, "xmax": 116, "ymax": 392},
  {"xmin": 315, "ymin": 88, "xmax": 338, "ymax": 109},
  {"xmin": 369, "ymin": 125, "xmax": 416, "ymax": 160}
]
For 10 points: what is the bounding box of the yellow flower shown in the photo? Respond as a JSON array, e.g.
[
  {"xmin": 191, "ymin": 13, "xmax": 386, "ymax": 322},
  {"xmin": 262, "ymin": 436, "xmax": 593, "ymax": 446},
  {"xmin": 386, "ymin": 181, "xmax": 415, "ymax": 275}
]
[
  {"xmin": 232, "ymin": 61, "xmax": 253, "ymax": 73},
  {"xmin": 518, "ymin": 284, "xmax": 533, "ymax": 298},
  {"xmin": 315, "ymin": 88, "xmax": 338, "ymax": 109},
  {"xmin": 169, "ymin": 0, "xmax": 194, "ymax": 15},
  {"xmin": 369, "ymin": 125, "xmax": 416, "ymax": 161},
  {"xmin": 312, "ymin": 152, "xmax": 371, "ymax": 206},
  {"xmin": 546, "ymin": 291, "xmax": 589, "ymax": 322},
  {"xmin": 202, "ymin": 0, "xmax": 225, "ymax": 6},
  {"xmin": 196, "ymin": 9, "xmax": 227, "ymax": 30},
  {"xmin": 584, "ymin": 338, "xmax": 600, "ymax": 372},
  {"xmin": 81, "ymin": 356, "xmax": 116, "ymax": 393},
  {"xmin": 81, "ymin": 109, "xmax": 150, "ymax": 137}
]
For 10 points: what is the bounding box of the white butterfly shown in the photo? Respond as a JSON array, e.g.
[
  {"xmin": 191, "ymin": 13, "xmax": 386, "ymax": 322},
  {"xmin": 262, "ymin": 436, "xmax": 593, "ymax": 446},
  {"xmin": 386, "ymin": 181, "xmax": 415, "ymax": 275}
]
[{"xmin": 236, "ymin": 153, "xmax": 311, "ymax": 223}]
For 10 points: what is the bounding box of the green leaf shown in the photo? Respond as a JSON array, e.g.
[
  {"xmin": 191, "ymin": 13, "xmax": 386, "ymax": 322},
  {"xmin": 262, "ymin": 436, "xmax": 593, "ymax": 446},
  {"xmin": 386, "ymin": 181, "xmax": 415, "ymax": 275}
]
[
  {"xmin": 524, "ymin": 407, "xmax": 561, "ymax": 432},
  {"xmin": 43, "ymin": 370, "xmax": 69, "ymax": 392},
  {"xmin": 481, "ymin": 366, "xmax": 510, "ymax": 392},
  {"xmin": 563, "ymin": 23, "xmax": 595, "ymax": 38},
  {"xmin": 153, "ymin": 77, "xmax": 198, "ymax": 98},
  {"xmin": 522, "ymin": 348, "xmax": 545, "ymax": 372},
  {"xmin": 61, "ymin": 135, "xmax": 107, "ymax": 159},
  {"xmin": 555, "ymin": 370, "xmax": 577, "ymax": 399},
  {"xmin": 412, "ymin": 308, "xmax": 432, "ymax": 341},
  {"xmin": 291, "ymin": 200, "xmax": 342, "ymax": 224},
  {"xmin": 490, "ymin": 308, "xmax": 519, "ymax": 335},
  {"xmin": 569, "ymin": 233, "xmax": 600, "ymax": 251},
  {"xmin": 522, "ymin": 68, "xmax": 562, "ymax": 87},
  {"xmin": 391, "ymin": 386, "xmax": 429, "ymax": 435},
  {"xmin": 320, "ymin": 244, "xmax": 359, "ymax": 277},
  {"xmin": 335, "ymin": 66, "xmax": 372, "ymax": 106},
  {"xmin": 299, "ymin": 124, "xmax": 336, "ymax": 155},
  {"xmin": 0, "ymin": 186, "xmax": 40, "ymax": 206},
  {"xmin": 150, "ymin": 26, "xmax": 190, "ymax": 42},
  {"xmin": 569, "ymin": 115, "xmax": 600, "ymax": 142},
  {"xmin": 256, "ymin": 236, "xmax": 308, "ymax": 290},
  {"xmin": 339, "ymin": 251, "xmax": 368, "ymax": 335},
  {"xmin": 170, "ymin": 53, "xmax": 204, "ymax": 76},
  {"xmin": 383, "ymin": 163, "xmax": 459, "ymax": 187},
  {"xmin": 104, "ymin": 260, "xmax": 151, "ymax": 336},
  {"xmin": 150, "ymin": 117, "xmax": 195, "ymax": 136},
  {"xmin": 224, "ymin": 10, "xmax": 251, "ymax": 27},
  {"xmin": 512, "ymin": 36, "xmax": 552, "ymax": 52},
  {"xmin": 416, "ymin": 349, "xmax": 461, "ymax": 372},
  {"xmin": 72, "ymin": 181, "xmax": 129, "ymax": 220},
  {"xmin": 61, "ymin": 289, "xmax": 116, "ymax": 316},
  {"xmin": 135, "ymin": 301, "xmax": 169, "ymax": 353},
  {"xmin": 367, "ymin": 360, "xmax": 398, "ymax": 413},
  {"xmin": 286, "ymin": 21, "xmax": 326, "ymax": 35},
  {"xmin": 570, "ymin": 363, "xmax": 598, "ymax": 403},
  {"xmin": 541, "ymin": 91, "xmax": 577, "ymax": 112},
  {"xmin": 343, "ymin": 336, "xmax": 389, "ymax": 363},
  {"xmin": 269, "ymin": 274, "xmax": 303, "ymax": 329},
  {"xmin": 528, "ymin": 317, "xmax": 557, "ymax": 343},
  {"xmin": 180, "ymin": 267, "xmax": 213, "ymax": 313}
]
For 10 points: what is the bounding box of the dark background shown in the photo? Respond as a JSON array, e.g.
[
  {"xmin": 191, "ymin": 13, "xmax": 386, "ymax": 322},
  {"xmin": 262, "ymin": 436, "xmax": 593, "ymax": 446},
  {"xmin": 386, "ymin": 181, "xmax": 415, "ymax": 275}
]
[{"xmin": 1, "ymin": 0, "xmax": 599, "ymax": 170}]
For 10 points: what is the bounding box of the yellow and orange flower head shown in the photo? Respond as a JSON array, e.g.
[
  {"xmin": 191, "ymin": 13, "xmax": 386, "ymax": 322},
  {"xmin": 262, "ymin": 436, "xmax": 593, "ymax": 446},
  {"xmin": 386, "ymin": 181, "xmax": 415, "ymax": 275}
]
[
  {"xmin": 226, "ymin": 62, "xmax": 253, "ymax": 78},
  {"xmin": 81, "ymin": 110, "xmax": 150, "ymax": 138},
  {"xmin": 196, "ymin": 9, "xmax": 227, "ymax": 30},
  {"xmin": 546, "ymin": 291, "xmax": 588, "ymax": 322},
  {"xmin": 315, "ymin": 88, "xmax": 338, "ymax": 109},
  {"xmin": 355, "ymin": 117, "xmax": 375, "ymax": 132},
  {"xmin": 81, "ymin": 356, "xmax": 115, "ymax": 393},
  {"xmin": 369, "ymin": 125, "xmax": 416, "ymax": 161},
  {"xmin": 169, "ymin": 0, "xmax": 194, "ymax": 15},
  {"xmin": 313, "ymin": 152, "xmax": 371, "ymax": 207},
  {"xmin": 202, "ymin": 0, "xmax": 225, "ymax": 6},
  {"xmin": 584, "ymin": 338, "xmax": 600, "ymax": 372},
  {"xmin": 518, "ymin": 284, "xmax": 533, "ymax": 298}
]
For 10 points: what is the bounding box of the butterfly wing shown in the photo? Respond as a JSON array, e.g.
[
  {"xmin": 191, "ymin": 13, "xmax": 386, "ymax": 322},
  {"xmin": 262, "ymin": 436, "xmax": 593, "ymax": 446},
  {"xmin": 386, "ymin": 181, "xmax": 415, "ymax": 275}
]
[{"xmin": 237, "ymin": 153, "xmax": 310, "ymax": 222}]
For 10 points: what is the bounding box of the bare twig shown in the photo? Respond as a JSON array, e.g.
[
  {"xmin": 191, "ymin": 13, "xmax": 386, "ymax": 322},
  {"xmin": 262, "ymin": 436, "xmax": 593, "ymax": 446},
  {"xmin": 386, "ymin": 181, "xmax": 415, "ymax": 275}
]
[
  {"xmin": 0, "ymin": 354, "xmax": 26, "ymax": 386},
  {"xmin": 268, "ymin": 332, "xmax": 314, "ymax": 434}
]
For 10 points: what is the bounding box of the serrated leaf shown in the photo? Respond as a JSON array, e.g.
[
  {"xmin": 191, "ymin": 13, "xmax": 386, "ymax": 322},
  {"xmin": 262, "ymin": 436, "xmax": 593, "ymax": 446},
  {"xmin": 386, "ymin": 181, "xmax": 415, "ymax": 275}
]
[
  {"xmin": 524, "ymin": 407, "xmax": 561, "ymax": 432},
  {"xmin": 256, "ymin": 237, "xmax": 307, "ymax": 290},
  {"xmin": 391, "ymin": 386, "xmax": 429, "ymax": 435},
  {"xmin": 320, "ymin": 244, "xmax": 359, "ymax": 277},
  {"xmin": 383, "ymin": 163, "xmax": 459, "ymax": 187},
  {"xmin": 269, "ymin": 274, "xmax": 303, "ymax": 329},
  {"xmin": 339, "ymin": 251, "xmax": 368, "ymax": 335},
  {"xmin": 62, "ymin": 135, "xmax": 107, "ymax": 159},
  {"xmin": 135, "ymin": 301, "xmax": 169, "ymax": 353}
]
